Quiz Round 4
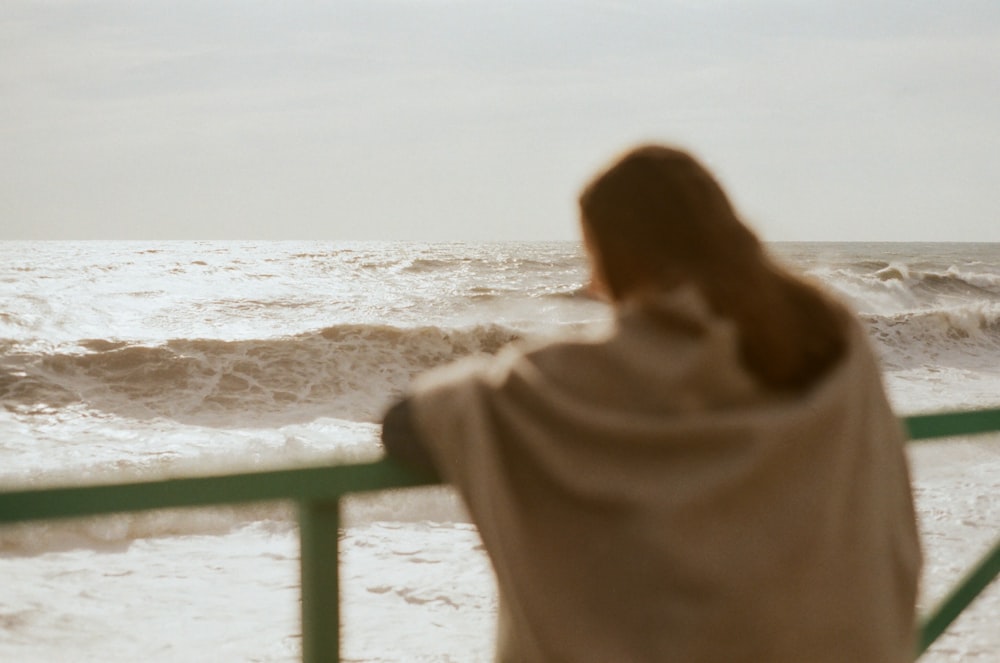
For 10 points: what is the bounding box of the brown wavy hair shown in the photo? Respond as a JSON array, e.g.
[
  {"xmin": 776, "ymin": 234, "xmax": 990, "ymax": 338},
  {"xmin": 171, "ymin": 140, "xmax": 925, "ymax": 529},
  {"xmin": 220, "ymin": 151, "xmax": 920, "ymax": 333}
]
[{"xmin": 579, "ymin": 144, "xmax": 847, "ymax": 392}]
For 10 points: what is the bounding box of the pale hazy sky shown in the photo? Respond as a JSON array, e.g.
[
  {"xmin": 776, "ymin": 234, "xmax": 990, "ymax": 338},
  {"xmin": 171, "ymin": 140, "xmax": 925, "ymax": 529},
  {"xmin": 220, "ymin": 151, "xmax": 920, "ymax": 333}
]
[{"xmin": 3, "ymin": 1, "xmax": 999, "ymax": 241}]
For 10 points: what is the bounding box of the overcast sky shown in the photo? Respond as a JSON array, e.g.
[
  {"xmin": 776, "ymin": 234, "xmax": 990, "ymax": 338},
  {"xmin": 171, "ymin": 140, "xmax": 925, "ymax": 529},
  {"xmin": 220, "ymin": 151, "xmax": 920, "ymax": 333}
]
[{"xmin": 2, "ymin": 1, "xmax": 999, "ymax": 241}]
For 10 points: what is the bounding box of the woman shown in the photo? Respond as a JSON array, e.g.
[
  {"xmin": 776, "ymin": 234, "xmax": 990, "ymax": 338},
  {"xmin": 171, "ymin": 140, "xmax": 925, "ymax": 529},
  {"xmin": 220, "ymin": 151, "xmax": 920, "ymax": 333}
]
[{"xmin": 382, "ymin": 145, "xmax": 921, "ymax": 662}]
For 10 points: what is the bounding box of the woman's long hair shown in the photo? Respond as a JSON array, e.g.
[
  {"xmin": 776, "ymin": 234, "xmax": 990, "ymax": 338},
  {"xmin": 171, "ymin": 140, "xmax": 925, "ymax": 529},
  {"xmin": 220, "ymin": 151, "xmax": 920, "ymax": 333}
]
[{"xmin": 579, "ymin": 144, "xmax": 847, "ymax": 392}]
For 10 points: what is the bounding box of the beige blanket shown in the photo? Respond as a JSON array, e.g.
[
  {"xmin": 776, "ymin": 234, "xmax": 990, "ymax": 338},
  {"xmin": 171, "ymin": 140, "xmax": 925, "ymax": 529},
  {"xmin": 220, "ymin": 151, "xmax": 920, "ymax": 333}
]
[{"xmin": 410, "ymin": 287, "xmax": 921, "ymax": 662}]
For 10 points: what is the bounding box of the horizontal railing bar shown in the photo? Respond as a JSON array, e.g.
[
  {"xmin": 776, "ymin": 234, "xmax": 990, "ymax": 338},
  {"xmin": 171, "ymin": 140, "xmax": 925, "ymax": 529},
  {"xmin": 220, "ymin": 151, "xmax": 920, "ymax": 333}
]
[
  {"xmin": 905, "ymin": 407, "xmax": 1000, "ymax": 440},
  {"xmin": 0, "ymin": 459, "xmax": 435, "ymax": 524},
  {"xmin": 2, "ymin": 409, "xmax": 1000, "ymax": 524}
]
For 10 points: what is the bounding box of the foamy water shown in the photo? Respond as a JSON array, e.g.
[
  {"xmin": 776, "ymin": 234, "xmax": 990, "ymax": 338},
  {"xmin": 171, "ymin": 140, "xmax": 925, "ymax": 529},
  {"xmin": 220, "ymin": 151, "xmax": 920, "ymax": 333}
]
[{"xmin": 1, "ymin": 241, "xmax": 999, "ymax": 661}]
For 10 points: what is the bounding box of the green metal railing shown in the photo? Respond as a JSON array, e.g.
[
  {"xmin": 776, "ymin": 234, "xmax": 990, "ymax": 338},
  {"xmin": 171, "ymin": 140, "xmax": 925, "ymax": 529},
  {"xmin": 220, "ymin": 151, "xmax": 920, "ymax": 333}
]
[
  {"xmin": 904, "ymin": 409, "xmax": 1000, "ymax": 655},
  {"xmin": 1, "ymin": 408, "xmax": 998, "ymax": 662}
]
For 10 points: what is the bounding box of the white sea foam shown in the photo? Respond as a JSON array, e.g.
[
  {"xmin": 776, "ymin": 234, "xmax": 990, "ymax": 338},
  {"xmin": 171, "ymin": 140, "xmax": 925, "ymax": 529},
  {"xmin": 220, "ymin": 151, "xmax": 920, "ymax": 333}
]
[{"xmin": 1, "ymin": 240, "xmax": 999, "ymax": 661}]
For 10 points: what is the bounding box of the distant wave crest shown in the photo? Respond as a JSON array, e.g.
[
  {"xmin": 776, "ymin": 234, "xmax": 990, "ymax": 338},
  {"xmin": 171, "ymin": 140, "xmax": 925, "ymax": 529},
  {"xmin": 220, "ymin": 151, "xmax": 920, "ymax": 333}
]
[{"xmin": 817, "ymin": 262, "xmax": 1000, "ymax": 315}]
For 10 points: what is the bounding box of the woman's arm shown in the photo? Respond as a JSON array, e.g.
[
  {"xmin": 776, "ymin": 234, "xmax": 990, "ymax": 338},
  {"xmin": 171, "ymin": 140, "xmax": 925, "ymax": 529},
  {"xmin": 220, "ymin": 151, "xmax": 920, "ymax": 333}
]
[{"xmin": 381, "ymin": 398, "xmax": 442, "ymax": 481}]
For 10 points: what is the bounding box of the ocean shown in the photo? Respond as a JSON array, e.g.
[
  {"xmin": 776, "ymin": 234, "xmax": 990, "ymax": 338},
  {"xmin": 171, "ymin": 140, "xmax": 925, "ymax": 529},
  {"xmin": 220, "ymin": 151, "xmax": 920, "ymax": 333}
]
[{"xmin": 1, "ymin": 240, "xmax": 998, "ymax": 662}]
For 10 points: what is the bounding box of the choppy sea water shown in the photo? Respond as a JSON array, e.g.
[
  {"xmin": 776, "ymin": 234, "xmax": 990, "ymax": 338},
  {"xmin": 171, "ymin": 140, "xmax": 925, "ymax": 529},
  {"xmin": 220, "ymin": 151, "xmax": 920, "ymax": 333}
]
[{"xmin": 1, "ymin": 240, "xmax": 998, "ymax": 661}]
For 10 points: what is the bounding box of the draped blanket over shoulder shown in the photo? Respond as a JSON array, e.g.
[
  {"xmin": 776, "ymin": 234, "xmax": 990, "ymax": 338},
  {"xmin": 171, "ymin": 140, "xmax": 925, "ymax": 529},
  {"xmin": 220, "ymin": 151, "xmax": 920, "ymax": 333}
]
[{"xmin": 408, "ymin": 287, "xmax": 921, "ymax": 663}]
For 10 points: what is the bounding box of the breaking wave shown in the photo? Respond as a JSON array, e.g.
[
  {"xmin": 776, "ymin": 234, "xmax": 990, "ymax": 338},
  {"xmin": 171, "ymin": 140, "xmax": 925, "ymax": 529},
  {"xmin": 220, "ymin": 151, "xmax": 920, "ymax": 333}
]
[
  {"xmin": 863, "ymin": 305, "xmax": 1000, "ymax": 371},
  {"xmin": 0, "ymin": 323, "xmax": 521, "ymax": 426},
  {"xmin": 4, "ymin": 302, "xmax": 1000, "ymax": 429},
  {"xmin": 815, "ymin": 262, "xmax": 1000, "ymax": 316}
]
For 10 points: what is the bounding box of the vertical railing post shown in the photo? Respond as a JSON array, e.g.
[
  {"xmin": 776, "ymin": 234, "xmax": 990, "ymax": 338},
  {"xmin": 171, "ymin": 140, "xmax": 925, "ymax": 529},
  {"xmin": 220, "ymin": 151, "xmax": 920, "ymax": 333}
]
[{"xmin": 299, "ymin": 499, "xmax": 341, "ymax": 663}]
